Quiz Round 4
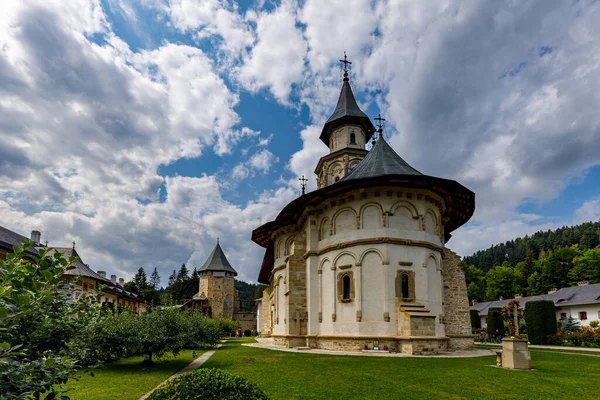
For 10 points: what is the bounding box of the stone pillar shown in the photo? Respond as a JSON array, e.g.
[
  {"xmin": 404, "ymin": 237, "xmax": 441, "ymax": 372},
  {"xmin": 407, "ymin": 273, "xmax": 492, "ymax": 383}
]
[
  {"xmin": 286, "ymin": 230, "xmax": 308, "ymax": 338},
  {"xmin": 501, "ymin": 338, "xmax": 531, "ymax": 370},
  {"xmin": 442, "ymin": 249, "xmax": 474, "ymax": 350},
  {"xmin": 305, "ymin": 216, "xmax": 320, "ymax": 335}
]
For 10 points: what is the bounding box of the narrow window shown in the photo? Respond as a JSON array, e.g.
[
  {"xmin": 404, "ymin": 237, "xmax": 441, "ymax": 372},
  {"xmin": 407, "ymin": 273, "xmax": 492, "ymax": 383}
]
[
  {"xmin": 342, "ymin": 275, "xmax": 351, "ymax": 300},
  {"xmin": 401, "ymin": 273, "xmax": 409, "ymax": 299},
  {"xmin": 579, "ymin": 311, "xmax": 587, "ymax": 320},
  {"xmin": 335, "ymin": 176, "xmax": 340, "ymax": 182},
  {"xmin": 350, "ymin": 132, "xmax": 356, "ymax": 144},
  {"xmin": 560, "ymin": 313, "xmax": 566, "ymax": 320}
]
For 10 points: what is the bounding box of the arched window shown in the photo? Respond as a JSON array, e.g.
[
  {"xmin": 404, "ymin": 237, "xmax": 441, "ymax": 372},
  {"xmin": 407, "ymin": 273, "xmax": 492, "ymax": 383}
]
[
  {"xmin": 350, "ymin": 132, "xmax": 356, "ymax": 144},
  {"xmin": 401, "ymin": 273, "xmax": 409, "ymax": 299},
  {"xmin": 343, "ymin": 275, "xmax": 351, "ymax": 300},
  {"xmin": 335, "ymin": 176, "xmax": 340, "ymax": 182}
]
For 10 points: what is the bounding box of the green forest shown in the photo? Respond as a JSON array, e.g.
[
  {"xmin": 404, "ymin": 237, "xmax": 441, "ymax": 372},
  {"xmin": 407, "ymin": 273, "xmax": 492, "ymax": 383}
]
[
  {"xmin": 122, "ymin": 264, "xmax": 265, "ymax": 311},
  {"xmin": 463, "ymin": 221, "xmax": 600, "ymax": 302}
]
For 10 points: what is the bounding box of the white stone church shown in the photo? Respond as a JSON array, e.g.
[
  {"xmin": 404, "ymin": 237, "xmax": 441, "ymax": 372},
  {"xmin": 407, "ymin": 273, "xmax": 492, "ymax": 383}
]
[{"xmin": 252, "ymin": 61, "xmax": 476, "ymax": 355}]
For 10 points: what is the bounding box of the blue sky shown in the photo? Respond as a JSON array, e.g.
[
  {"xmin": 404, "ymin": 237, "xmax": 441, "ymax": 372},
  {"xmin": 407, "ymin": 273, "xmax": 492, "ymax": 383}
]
[{"xmin": 1, "ymin": 0, "xmax": 600, "ymax": 283}]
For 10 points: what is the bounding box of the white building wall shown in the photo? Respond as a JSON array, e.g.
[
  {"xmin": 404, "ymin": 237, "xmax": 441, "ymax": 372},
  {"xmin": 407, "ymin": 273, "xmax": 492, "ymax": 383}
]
[{"xmin": 557, "ymin": 304, "xmax": 600, "ymax": 327}]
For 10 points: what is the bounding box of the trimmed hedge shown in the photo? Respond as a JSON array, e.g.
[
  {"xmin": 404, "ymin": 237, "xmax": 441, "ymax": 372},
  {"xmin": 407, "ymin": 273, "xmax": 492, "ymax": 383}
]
[
  {"xmin": 148, "ymin": 368, "xmax": 269, "ymax": 400},
  {"xmin": 487, "ymin": 308, "xmax": 505, "ymax": 338},
  {"xmin": 470, "ymin": 310, "xmax": 481, "ymax": 330},
  {"xmin": 525, "ymin": 300, "xmax": 557, "ymax": 344}
]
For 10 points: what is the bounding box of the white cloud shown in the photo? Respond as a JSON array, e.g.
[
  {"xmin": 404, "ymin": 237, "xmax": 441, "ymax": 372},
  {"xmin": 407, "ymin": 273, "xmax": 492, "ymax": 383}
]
[{"xmin": 237, "ymin": 1, "xmax": 306, "ymax": 102}]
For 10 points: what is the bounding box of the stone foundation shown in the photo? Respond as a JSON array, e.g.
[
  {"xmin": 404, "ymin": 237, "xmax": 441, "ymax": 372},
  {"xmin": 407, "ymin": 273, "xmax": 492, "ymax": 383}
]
[{"xmin": 270, "ymin": 335, "xmax": 449, "ymax": 355}]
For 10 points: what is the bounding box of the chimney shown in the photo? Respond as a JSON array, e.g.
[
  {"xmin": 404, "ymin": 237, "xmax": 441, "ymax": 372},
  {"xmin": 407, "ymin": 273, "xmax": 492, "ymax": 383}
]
[
  {"xmin": 119, "ymin": 278, "xmax": 124, "ymax": 286},
  {"xmin": 548, "ymin": 288, "xmax": 558, "ymax": 295},
  {"xmin": 97, "ymin": 271, "xmax": 106, "ymax": 278},
  {"xmin": 515, "ymin": 294, "xmax": 523, "ymax": 299},
  {"xmin": 471, "ymin": 300, "xmax": 478, "ymax": 305},
  {"xmin": 578, "ymin": 281, "xmax": 589, "ymax": 287},
  {"xmin": 30, "ymin": 230, "xmax": 41, "ymax": 244},
  {"xmin": 111, "ymin": 274, "xmax": 117, "ymax": 284}
]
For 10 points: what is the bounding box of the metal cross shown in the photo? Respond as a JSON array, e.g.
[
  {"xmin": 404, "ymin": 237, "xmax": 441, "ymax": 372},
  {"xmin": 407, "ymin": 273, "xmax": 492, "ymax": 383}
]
[
  {"xmin": 299, "ymin": 175, "xmax": 308, "ymax": 195},
  {"xmin": 44, "ymin": 240, "xmax": 48, "ymax": 247},
  {"xmin": 72, "ymin": 241, "xmax": 76, "ymax": 249},
  {"xmin": 374, "ymin": 113, "xmax": 386, "ymax": 131},
  {"xmin": 339, "ymin": 51, "xmax": 352, "ymax": 72}
]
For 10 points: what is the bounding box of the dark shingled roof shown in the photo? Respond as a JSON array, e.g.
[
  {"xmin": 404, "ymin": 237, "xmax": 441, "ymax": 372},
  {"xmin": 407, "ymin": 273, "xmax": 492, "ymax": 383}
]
[
  {"xmin": 41, "ymin": 247, "xmax": 112, "ymax": 284},
  {"xmin": 319, "ymin": 78, "xmax": 375, "ymax": 145},
  {"xmin": 340, "ymin": 136, "xmax": 422, "ymax": 181},
  {"xmin": 198, "ymin": 242, "xmax": 237, "ymax": 276},
  {"xmin": 0, "ymin": 225, "xmax": 38, "ymax": 255}
]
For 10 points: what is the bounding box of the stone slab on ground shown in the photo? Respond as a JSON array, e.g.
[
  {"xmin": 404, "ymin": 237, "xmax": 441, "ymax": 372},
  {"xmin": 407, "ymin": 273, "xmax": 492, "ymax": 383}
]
[
  {"xmin": 138, "ymin": 343, "xmax": 222, "ymax": 400},
  {"xmin": 243, "ymin": 343, "xmax": 492, "ymax": 358},
  {"xmin": 478, "ymin": 343, "xmax": 600, "ymax": 353}
]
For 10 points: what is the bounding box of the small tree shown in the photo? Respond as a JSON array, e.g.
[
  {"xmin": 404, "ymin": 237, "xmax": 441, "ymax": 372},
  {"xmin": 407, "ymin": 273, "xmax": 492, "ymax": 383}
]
[
  {"xmin": 470, "ymin": 309, "xmax": 481, "ymax": 330},
  {"xmin": 561, "ymin": 316, "xmax": 581, "ymax": 332},
  {"xmin": 525, "ymin": 300, "xmax": 557, "ymax": 344},
  {"xmin": 487, "ymin": 308, "xmax": 505, "ymax": 338},
  {"xmin": 0, "ymin": 243, "xmax": 102, "ymax": 399}
]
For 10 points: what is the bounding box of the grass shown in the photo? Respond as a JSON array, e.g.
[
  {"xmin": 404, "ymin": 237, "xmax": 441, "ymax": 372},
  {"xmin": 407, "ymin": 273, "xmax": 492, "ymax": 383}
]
[
  {"xmin": 65, "ymin": 350, "xmax": 204, "ymax": 400},
  {"xmin": 201, "ymin": 338, "xmax": 600, "ymax": 400}
]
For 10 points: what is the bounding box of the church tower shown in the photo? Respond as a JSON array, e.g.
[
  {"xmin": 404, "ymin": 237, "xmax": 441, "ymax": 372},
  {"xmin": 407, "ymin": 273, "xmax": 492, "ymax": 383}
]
[
  {"xmin": 196, "ymin": 240, "xmax": 238, "ymax": 319},
  {"xmin": 315, "ymin": 54, "xmax": 375, "ymax": 188}
]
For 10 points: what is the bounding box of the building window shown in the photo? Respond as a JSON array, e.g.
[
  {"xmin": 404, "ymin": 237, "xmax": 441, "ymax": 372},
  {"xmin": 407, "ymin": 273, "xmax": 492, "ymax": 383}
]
[
  {"xmin": 395, "ymin": 270, "xmax": 415, "ymax": 301},
  {"xmin": 560, "ymin": 313, "xmax": 567, "ymax": 320},
  {"xmin": 350, "ymin": 132, "xmax": 356, "ymax": 144},
  {"xmin": 337, "ymin": 271, "xmax": 354, "ymax": 302},
  {"xmin": 401, "ymin": 274, "xmax": 409, "ymax": 298},
  {"xmin": 579, "ymin": 312, "xmax": 587, "ymax": 321},
  {"xmin": 342, "ymin": 275, "xmax": 351, "ymax": 300}
]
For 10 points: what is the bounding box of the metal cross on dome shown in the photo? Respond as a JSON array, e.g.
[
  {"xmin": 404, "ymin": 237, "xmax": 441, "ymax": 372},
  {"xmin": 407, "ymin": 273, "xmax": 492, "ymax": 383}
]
[
  {"xmin": 339, "ymin": 51, "xmax": 352, "ymax": 79},
  {"xmin": 299, "ymin": 175, "xmax": 308, "ymax": 195}
]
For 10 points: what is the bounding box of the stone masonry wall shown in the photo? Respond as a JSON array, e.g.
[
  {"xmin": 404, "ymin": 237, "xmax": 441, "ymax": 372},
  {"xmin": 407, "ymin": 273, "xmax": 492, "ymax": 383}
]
[
  {"xmin": 442, "ymin": 249, "xmax": 474, "ymax": 350},
  {"xmin": 199, "ymin": 274, "xmax": 235, "ymax": 320},
  {"xmin": 286, "ymin": 230, "xmax": 307, "ymax": 336},
  {"xmin": 260, "ymin": 286, "xmax": 272, "ymax": 335}
]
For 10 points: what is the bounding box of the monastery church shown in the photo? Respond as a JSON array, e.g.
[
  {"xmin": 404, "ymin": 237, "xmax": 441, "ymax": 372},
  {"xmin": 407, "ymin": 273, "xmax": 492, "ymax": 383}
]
[{"xmin": 252, "ymin": 58, "xmax": 476, "ymax": 355}]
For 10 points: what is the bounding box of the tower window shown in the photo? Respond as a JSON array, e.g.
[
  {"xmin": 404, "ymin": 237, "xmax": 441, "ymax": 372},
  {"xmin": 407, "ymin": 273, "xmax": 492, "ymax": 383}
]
[{"xmin": 350, "ymin": 132, "xmax": 356, "ymax": 144}]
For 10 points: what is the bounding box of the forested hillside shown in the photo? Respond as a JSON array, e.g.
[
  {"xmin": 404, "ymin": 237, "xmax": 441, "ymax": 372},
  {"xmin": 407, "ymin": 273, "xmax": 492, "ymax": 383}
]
[{"xmin": 463, "ymin": 221, "xmax": 600, "ymax": 302}]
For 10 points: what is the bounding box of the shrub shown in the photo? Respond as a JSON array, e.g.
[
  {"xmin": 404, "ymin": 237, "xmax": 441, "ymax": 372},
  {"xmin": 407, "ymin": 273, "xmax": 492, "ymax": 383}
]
[
  {"xmin": 244, "ymin": 329, "xmax": 252, "ymax": 337},
  {"xmin": 589, "ymin": 320, "xmax": 599, "ymax": 329},
  {"xmin": 214, "ymin": 318, "xmax": 240, "ymax": 337},
  {"xmin": 470, "ymin": 310, "xmax": 481, "ymax": 330},
  {"xmin": 487, "ymin": 308, "xmax": 505, "ymax": 338},
  {"xmin": 148, "ymin": 368, "xmax": 269, "ymax": 400},
  {"xmin": 524, "ymin": 300, "xmax": 557, "ymax": 345}
]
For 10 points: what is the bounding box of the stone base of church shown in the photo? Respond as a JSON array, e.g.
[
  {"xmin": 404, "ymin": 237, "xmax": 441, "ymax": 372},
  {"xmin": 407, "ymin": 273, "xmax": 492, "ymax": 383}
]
[
  {"xmin": 269, "ymin": 334, "xmax": 455, "ymax": 355},
  {"xmin": 446, "ymin": 335, "xmax": 476, "ymax": 351}
]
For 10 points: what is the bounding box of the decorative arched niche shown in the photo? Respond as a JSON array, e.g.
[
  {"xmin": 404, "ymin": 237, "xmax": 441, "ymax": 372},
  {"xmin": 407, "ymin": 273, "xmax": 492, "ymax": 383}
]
[
  {"xmin": 360, "ymin": 203, "xmax": 383, "ymax": 229},
  {"xmin": 424, "ymin": 209, "xmax": 438, "ymax": 235},
  {"xmin": 388, "ymin": 201, "xmax": 420, "ymax": 230},
  {"xmin": 332, "ymin": 208, "xmax": 357, "ymax": 235}
]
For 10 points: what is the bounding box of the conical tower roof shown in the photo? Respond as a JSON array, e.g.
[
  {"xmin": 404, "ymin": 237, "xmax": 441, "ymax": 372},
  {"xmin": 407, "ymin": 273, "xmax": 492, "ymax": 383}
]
[
  {"xmin": 319, "ymin": 77, "xmax": 375, "ymax": 145},
  {"xmin": 341, "ymin": 135, "xmax": 422, "ymax": 181},
  {"xmin": 198, "ymin": 242, "xmax": 237, "ymax": 276}
]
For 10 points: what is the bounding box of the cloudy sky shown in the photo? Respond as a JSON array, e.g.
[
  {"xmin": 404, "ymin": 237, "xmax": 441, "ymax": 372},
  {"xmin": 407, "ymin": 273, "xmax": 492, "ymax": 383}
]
[{"xmin": 2, "ymin": 0, "xmax": 600, "ymax": 284}]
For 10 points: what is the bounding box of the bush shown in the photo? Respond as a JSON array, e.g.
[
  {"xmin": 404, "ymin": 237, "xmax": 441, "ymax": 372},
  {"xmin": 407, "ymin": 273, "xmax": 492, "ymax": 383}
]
[
  {"xmin": 148, "ymin": 368, "xmax": 269, "ymax": 400},
  {"xmin": 525, "ymin": 300, "xmax": 557, "ymax": 345},
  {"xmin": 470, "ymin": 310, "xmax": 481, "ymax": 330},
  {"xmin": 214, "ymin": 318, "xmax": 240, "ymax": 337},
  {"xmin": 487, "ymin": 308, "xmax": 505, "ymax": 338},
  {"xmin": 589, "ymin": 320, "xmax": 599, "ymax": 329},
  {"xmin": 244, "ymin": 329, "xmax": 252, "ymax": 337}
]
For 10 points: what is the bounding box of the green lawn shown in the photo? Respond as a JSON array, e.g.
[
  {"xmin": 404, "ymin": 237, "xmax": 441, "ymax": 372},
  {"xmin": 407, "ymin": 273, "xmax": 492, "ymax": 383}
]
[
  {"xmin": 201, "ymin": 338, "xmax": 600, "ymax": 400},
  {"xmin": 65, "ymin": 350, "xmax": 204, "ymax": 400}
]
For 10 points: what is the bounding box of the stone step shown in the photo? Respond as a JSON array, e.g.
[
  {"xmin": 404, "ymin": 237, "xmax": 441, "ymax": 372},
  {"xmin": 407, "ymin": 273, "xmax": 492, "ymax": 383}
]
[{"xmin": 296, "ymin": 347, "xmax": 312, "ymax": 351}]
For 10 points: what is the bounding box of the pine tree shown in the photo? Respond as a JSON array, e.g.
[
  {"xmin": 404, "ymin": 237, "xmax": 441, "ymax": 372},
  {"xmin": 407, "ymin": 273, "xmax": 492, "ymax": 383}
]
[
  {"xmin": 132, "ymin": 267, "xmax": 148, "ymax": 293},
  {"xmin": 150, "ymin": 267, "xmax": 161, "ymax": 289},
  {"xmin": 168, "ymin": 270, "xmax": 177, "ymax": 287}
]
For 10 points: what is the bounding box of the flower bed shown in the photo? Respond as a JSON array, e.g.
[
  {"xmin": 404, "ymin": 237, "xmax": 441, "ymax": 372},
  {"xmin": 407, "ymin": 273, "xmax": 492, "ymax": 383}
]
[{"xmin": 547, "ymin": 326, "xmax": 600, "ymax": 347}]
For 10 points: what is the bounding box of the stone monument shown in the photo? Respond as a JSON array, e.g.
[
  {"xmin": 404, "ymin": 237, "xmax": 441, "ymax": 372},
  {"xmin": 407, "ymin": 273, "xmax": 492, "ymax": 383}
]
[{"xmin": 500, "ymin": 300, "xmax": 531, "ymax": 370}]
